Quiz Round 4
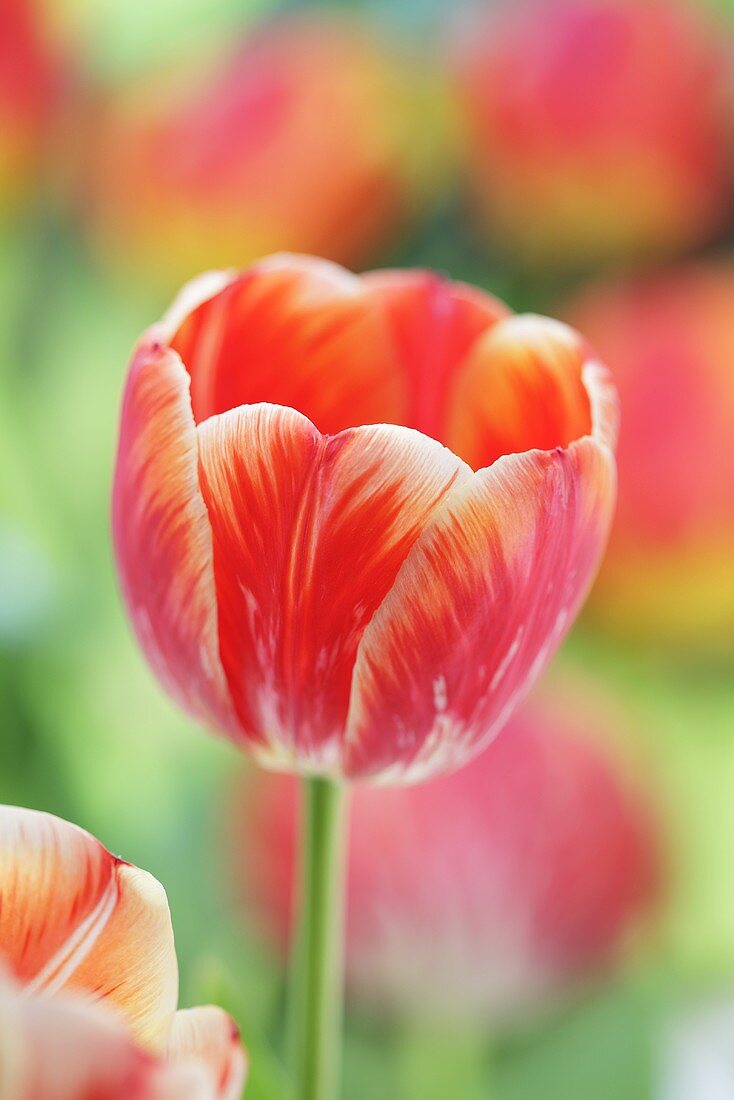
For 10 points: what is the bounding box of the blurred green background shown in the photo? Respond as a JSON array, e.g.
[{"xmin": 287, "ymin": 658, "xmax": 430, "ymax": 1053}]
[{"xmin": 2, "ymin": 0, "xmax": 734, "ymax": 1097}]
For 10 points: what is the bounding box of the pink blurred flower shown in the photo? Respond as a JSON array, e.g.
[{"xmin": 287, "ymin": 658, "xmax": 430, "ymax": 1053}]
[
  {"xmin": 565, "ymin": 263, "xmax": 734, "ymax": 651},
  {"xmin": 0, "ymin": 804, "xmax": 247, "ymax": 1099},
  {"xmin": 453, "ymin": 0, "xmax": 730, "ymax": 270},
  {"xmin": 233, "ymin": 681, "xmax": 658, "ymax": 1023},
  {"xmin": 0, "ymin": 0, "xmax": 65, "ymax": 212},
  {"xmin": 87, "ymin": 11, "xmax": 449, "ymax": 283},
  {"xmin": 113, "ymin": 254, "xmax": 617, "ymax": 782}
]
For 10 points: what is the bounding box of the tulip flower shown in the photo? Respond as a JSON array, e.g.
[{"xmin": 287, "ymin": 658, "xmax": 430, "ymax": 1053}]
[
  {"xmin": 0, "ymin": 804, "xmax": 247, "ymax": 1099},
  {"xmin": 234, "ymin": 680, "xmax": 657, "ymax": 1024},
  {"xmin": 0, "ymin": 0, "xmax": 64, "ymax": 214},
  {"xmin": 112, "ymin": 252, "xmax": 617, "ymax": 1100},
  {"xmin": 565, "ymin": 263, "xmax": 734, "ymax": 651},
  {"xmin": 87, "ymin": 11, "xmax": 448, "ymax": 283},
  {"xmin": 453, "ymin": 0, "xmax": 730, "ymax": 271},
  {"xmin": 113, "ymin": 253, "xmax": 617, "ymax": 783},
  {"xmin": 0, "ymin": 967, "xmax": 232, "ymax": 1099}
]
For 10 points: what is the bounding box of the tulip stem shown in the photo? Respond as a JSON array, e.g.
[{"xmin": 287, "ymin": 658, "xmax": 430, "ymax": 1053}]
[{"xmin": 289, "ymin": 775, "xmax": 348, "ymax": 1100}]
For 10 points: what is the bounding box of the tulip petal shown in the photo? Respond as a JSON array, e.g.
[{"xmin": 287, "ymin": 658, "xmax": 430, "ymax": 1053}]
[
  {"xmin": 363, "ymin": 269, "xmax": 510, "ymax": 440},
  {"xmin": 197, "ymin": 403, "xmax": 470, "ymax": 771},
  {"xmin": 7, "ymin": 995, "xmax": 153, "ymax": 1100},
  {"xmin": 112, "ymin": 336, "xmax": 237, "ymax": 737},
  {"xmin": 167, "ymin": 254, "xmax": 406, "ymax": 432},
  {"xmin": 345, "ymin": 437, "xmax": 616, "ymax": 781},
  {"xmin": 0, "ymin": 806, "xmax": 178, "ymax": 1051},
  {"xmin": 445, "ymin": 314, "xmax": 616, "ymax": 469},
  {"xmin": 169, "ymin": 1007, "xmax": 247, "ymax": 1100},
  {"xmin": 0, "ymin": 970, "xmax": 212, "ymax": 1100}
]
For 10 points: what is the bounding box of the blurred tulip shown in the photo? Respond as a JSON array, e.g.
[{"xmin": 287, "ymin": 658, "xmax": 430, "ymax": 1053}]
[
  {"xmin": 0, "ymin": 966, "xmax": 229, "ymax": 1099},
  {"xmin": 87, "ymin": 11, "xmax": 450, "ymax": 283},
  {"xmin": 233, "ymin": 681, "xmax": 657, "ymax": 1023},
  {"xmin": 113, "ymin": 253, "xmax": 618, "ymax": 782},
  {"xmin": 453, "ymin": 0, "xmax": 730, "ymax": 271},
  {"xmin": 0, "ymin": 805, "xmax": 247, "ymax": 1098},
  {"xmin": 565, "ymin": 263, "xmax": 734, "ymax": 652},
  {"xmin": 0, "ymin": 0, "xmax": 64, "ymax": 214}
]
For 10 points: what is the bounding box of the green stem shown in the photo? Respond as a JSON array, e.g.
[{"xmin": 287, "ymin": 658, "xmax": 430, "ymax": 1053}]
[{"xmin": 289, "ymin": 776, "xmax": 348, "ymax": 1100}]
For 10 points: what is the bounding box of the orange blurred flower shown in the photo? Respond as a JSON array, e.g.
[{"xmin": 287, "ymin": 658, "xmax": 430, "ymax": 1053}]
[
  {"xmin": 87, "ymin": 11, "xmax": 450, "ymax": 285},
  {"xmin": 453, "ymin": 0, "xmax": 730, "ymax": 271},
  {"xmin": 113, "ymin": 254, "xmax": 618, "ymax": 782},
  {"xmin": 565, "ymin": 263, "xmax": 734, "ymax": 652},
  {"xmin": 233, "ymin": 680, "xmax": 658, "ymax": 1023},
  {"xmin": 0, "ymin": 804, "xmax": 246, "ymax": 1098}
]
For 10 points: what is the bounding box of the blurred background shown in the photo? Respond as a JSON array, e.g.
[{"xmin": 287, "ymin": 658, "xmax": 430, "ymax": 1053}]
[{"xmin": 1, "ymin": 0, "xmax": 733, "ymax": 1096}]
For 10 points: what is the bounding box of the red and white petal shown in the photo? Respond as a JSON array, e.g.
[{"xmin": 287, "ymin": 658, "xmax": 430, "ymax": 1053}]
[
  {"xmin": 344, "ymin": 438, "xmax": 616, "ymax": 781},
  {"xmin": 17, "ymin": 999, "xmax": 158, "ymax": 1100},
  {"xmin": 443, "ymin": 314, "xmax": 618, "ymax": 470},
  {"xmin": 0, "ymin": 806, "xmax": 178, "ymax": 1052},
  {"xmin": 0, "ymin": 968, "xmax": 211, "ymax": 1100},
  {"xmin": 197, "ymin": 404, "xmax": 470, "ymax": 771},
  {"xmin": 168, "ymin": 253, "xmax": 406, "ymax": 432},
  {"xmin": 168, "ymin": 1007, "xmax": 247, "ymax": 1100},
  {"xmin": 363, "ymin": 269, "xmax": 509, "ymax": 440},
  {"xmin": 112, "ymin": 337, "xmax": 237, "ymax": 736}
]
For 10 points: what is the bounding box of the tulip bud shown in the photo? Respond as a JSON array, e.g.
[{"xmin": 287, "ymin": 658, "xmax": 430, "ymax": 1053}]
[{"xmin": 113, "ymin": 254, "xmax": 618, "ymax": 781}]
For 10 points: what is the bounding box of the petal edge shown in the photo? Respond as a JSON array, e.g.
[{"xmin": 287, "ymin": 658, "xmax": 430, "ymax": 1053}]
[
  {"xmin": 345, "ymin": 437, "xmax": 616, "ymax": 781},
  {"xmin": 112, "ymin": 337, "xmax": 237, "ymax": 737}
]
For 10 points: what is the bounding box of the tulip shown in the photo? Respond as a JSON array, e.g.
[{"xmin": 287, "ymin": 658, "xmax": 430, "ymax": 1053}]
[
  {"xmin": 113, "ymin": 253, "xmax": 617, "ymax": 783},
  {"xmin": 0, "ymin": 804, "xmax": 247, "ymax": 1099},
  {"xmin": 453, "ymin": 0, "xmax": 730, "ymax": 271},
  {"xmin": 112, "ymin": 252, "xmax": 617, "ymax": 1100},
  {"xmin": 234, "ymin": 679, "xmax": 657, "ymax": 1025},
  {"xmin": 0, "ymin": 0, "xmax": 64, "ymax": 214},
  {"xmin": 0, "ymin": 967, "xmax": 232, "ymax": 1099},
  {"xmin": 564, "ymin": 263, "xmax": 734, "ymax": 652},
  {"xmin": 87, "ymin": 11, "xmax": 448, "ymax": 283}
]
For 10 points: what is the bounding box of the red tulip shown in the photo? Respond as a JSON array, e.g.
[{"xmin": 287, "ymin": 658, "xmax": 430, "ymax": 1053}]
[
  {"xmin": 0, "ymin": 805, "xmax": 247, "ymax": 1099},
  {"xmin": 113, "ymin": 253, "xmax": 617, "ymax": 782},
  {"xmin": 233, "ymin": 680, "xmax": 658, "ymax": 1022},
  {"xmin": 0, "ymin": 0, "xmax": 64, "ymax": 212},
  {"xmin": 565, "ymin": 263, "xmax": 734, "ymax": 650},
  {"xmin": 88, "ymin": 11, "xmax": 447, "ymax": 282},
  {"xmin": 453, "ymin": 0, "xmax": 730, "ymax": 270}
]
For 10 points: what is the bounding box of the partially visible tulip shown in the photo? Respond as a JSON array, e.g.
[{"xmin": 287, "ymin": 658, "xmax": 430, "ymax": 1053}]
[
  {"xmin": 113, "ymin": 253, "xmax": 618, "ymax": 782},
  {"xmin": 0, "ymin": 967, "xmax": 225, "ymax": 1099},
  {"xmin": 0, "ymin": 805, "xmax": 247, "ymax": 1099},
  {"xmin": 233, "ymin": 680, "xmax": 658, "ymax": 1023},
  {"xmin": 87, "ymin": 11, "xmax": 449, "ymax": 283},
  {"xmin": 0, "ymin": 0, "xmax": 64, "ymax": 213},
  {"xmin": 453, "ymin": 0, "xmax": 730, "ymax": 271},
  {"xmin": 565, "ymin": 263, "xmax": 734, "ymax": 651}
]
